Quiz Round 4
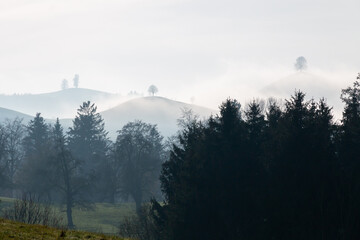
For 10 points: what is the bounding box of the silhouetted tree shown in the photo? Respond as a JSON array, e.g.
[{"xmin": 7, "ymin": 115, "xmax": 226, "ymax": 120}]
[
  {"xmin": 337, "ymin": 76, "xmax": 360, "ymax": 238},
  {"xmin": 152, "ymin": 92, "xmax": 344, "ymax": 240},
  {"xmin": 264, "ymin": 92, "xmax": 339, "ymax": 239},
  {"xmin": 155, "ymin": 98, "xmax": 270, "ymax": 240}
]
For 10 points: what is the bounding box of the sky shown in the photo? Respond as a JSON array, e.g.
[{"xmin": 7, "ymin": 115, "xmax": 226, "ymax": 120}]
[{"xmin": 0, "ymin": 0, "xmax": 359, "ymax": 109}]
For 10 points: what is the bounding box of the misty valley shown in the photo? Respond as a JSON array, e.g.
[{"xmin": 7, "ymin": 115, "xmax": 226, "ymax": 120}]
[
  {"xmin": 1, "ymin": 0, "xmax": 359, "ymax": 238},
  {"xmin": 0, "ymin": 74, "xmax": 359, "ymax": 239}
]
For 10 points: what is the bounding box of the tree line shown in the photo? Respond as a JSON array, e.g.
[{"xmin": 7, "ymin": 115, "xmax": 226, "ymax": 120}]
[
  {"xmin": 0, "ymin": 101, "xmax": 164, "ymax": 229},
  {"xmin": 148, "ymin": 75, "xmax": 360, "ymax": 240}
]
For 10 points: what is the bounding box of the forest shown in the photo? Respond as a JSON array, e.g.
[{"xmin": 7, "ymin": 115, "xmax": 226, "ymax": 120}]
[{"xmin": 1, "ymin": 75, "xmax": 360, "ymax": 240}]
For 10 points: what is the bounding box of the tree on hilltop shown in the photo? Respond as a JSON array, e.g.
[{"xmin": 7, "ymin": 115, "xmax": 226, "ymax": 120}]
[
  {"xmin": 73, "ymin": 74, "xmax": 79, "ymax": 88},
  {"xmin": 61, "ymin": 79, "xmax": 69, "ymax": 90},
  {"xmin": 294, "ymin": 56, "xmax": 307, "ymax": 71},
  {"xmin": 148, "ymin": 85, "xmax": 158, "ymax": 96}
]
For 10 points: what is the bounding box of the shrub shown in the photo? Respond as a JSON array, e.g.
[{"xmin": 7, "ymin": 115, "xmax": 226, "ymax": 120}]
[
  {"xmin": 2, "ymin": 193, "xmax": 64, "ymax": 228},
  {"xmin": 118, "ymin": 205, "xmax": 157, "ymax": 240}
]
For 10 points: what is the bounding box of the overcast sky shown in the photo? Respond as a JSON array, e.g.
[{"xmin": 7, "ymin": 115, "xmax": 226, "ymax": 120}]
[{"xmin": 0, "ymin": 0, "xmax": 359, "ymax": 109}]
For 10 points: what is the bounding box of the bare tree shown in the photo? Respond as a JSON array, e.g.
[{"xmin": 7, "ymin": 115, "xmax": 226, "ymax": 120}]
[
  {"xmin": 3, "ymin": 118, "xmax": 25, "ymax": 196},
  {"xmin": 49, "ymin": 119, "xmax": 88, "ymax": 229},
  {"xmin": 3, "ymin": 193, "xmax": 64, "ymax": 228},
  {"xmin": 148, "ymin": 85, "xmax": 158, "ymax": 96},
  {"xmin": 294, "ymin": 56, "xmax": 307, "ymax": 71}
]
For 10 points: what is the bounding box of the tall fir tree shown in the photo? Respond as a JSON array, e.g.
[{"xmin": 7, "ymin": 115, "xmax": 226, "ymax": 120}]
[
  {"xmin": 68, "ymin": 101, "xmax": 109, "ymax": 200},
  {"xmin": 19, "ymin": 113, "xmax": 53, "ymax": 199}
]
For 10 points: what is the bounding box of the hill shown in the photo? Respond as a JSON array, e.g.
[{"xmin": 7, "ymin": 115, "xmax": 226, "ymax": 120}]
[
  {"xmin": 0, "ymin": 93, "xmax": 216, "ymax": 139},
  {"xmin": 0, "ymin": 107, "xmax": 33, "ymax": 123},
  {"xmin": 101, "ymin": 96, "xmax": 216, "ymax": 138},
  {"xmin": 0, "ymin": 218, "xmax": 123, "ymax": 240},
  {"xmin": 0, "ymin": 88, "xmax": 123, "ymax": 118}
]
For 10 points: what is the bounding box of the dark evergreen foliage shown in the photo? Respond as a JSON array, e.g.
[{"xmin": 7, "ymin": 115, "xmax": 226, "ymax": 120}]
[
  {"xmin": 338, "ymin": 76, "xmax": 360, "ymax": 239},
  {"xmin": 19, "ymin": 113, "xmax": 53, "ymax": 199},
  {"xmin": 67, "ymin": 101, "xmax": 110, "ymax": 201},
  {"xmin": 153, "ymin": 76, "xmax": 360, "ymax": 240}
]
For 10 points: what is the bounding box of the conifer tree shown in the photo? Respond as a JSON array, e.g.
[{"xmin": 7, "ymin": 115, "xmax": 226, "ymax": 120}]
[
  {"xmin": 19, "ymin": 113, "xmax": 52, "ymax": 199},
  {"xmin": 68, "ymin": 101, "xmax": 109, "ymax": 173},
  {"xmin": 337, "ymin": 77, "xmax": 360, "ymax": 238},
  {"xmin": 68, "ymin": 101, "xmax": 109, "ymax": 200}
]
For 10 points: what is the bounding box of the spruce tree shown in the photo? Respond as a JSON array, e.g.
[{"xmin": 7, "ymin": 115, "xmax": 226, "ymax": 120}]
[
  {"xmin": 19, "ymin": 113, "xmax": 52, "ymax": 199},
  {"xmin": 68, "ymin": 101, "xmax": 109, "ymax": 200}
]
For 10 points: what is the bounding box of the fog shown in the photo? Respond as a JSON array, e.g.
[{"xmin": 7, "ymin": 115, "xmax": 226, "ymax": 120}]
[{"xmin": 0, "ymin": 0, "xmax": 359, "ymax": 112}]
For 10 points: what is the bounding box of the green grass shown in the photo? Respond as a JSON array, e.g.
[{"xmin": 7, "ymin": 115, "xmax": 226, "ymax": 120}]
[
  {"xmin": 0, "ymin": 218, "xmax": 126, "ymax": 240},
  {"xmin": 0, "ymin": 197, "xmax": 137, "ymax": 235},
  {"xmin": 0, "ymin": 197, "xmax": 16, "ymax": 209},
  {"xmin": 71, "ymin": 202, "xmax": 136, "ymax": 235}
]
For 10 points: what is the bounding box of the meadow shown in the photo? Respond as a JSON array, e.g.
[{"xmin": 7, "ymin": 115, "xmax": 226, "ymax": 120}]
[
  {"xmin": 0, "ymin": 218, "xmax": 125, "ymax": 240},
  {"xmin": 0, "ymin": 197, "xmax": 137, "ymax": 235}
]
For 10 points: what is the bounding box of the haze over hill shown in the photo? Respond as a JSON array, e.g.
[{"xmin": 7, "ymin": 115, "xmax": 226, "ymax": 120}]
[
  {"xmin": 0, "ymin": 74, "xmax": 354, "ymax": 136},
  {"xmin": 0, "ymin": 88, "xmax": 124, "ymax": 119},
  {"xmin": 101, "ymin": 96, "xmax": 215, "ymax": 139},
  {"xmin": 260, "ymin": 72, "xmax": 346, "ymax": 118},
  {"xmin": 0, "ymin": 107, "xmax": 33, "ymax": 123},
  {"xmin": 0, "ymin": 91, "xmax": 216, "ymax": 139}
]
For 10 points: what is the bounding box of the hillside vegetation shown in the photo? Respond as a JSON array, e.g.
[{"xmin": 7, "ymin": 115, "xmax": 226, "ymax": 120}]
[
  {"xmin": 0, "ymin": 197, "xmax": 136, "ymax": 235},
  {"xmin": 0, "ymin": 218, "xmax": 125, "ymax": 240}
]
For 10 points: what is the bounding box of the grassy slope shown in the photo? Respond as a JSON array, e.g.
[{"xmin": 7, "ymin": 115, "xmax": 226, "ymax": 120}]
[
  {"xmin": 0, "ymin": 197, "xmax": 136, "ymax": 235},
  {"xmin": 0, "ymin": 218, "xmax": 125, "ymax": 240},
  {"xmin": 72, "ymin": 203, "xmax": 136, "ymax": 234}
]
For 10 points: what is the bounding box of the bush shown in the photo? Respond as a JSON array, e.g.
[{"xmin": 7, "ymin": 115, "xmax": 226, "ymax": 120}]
[
  {"xmin": 2, "ymin": 193, "xmax": 64, "ymax": 228},
  {"xmin": 118, "ymin": 205, "xmax": 157, "ymax": 240}
]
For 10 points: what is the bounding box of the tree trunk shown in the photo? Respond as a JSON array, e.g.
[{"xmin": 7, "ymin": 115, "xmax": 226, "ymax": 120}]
[
  {"xmin": 134, "ymin": 192, "xmax": 142, "ymax": 215},
  {"xmin": 66, "ymin": 197, "xmax": 74, "ymax": 229}
]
